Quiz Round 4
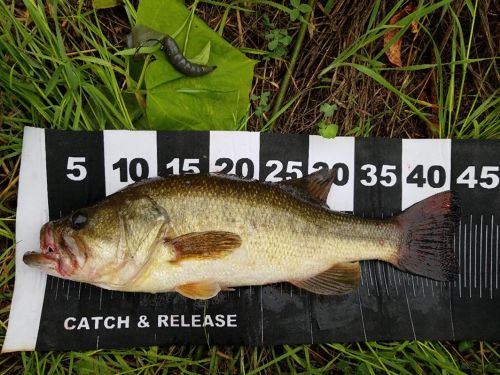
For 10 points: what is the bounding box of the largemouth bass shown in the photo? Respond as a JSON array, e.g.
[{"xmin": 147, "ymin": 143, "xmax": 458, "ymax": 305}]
[{"xmin": 23, "ymin": 170, "xmax": 459, "ymax": 299}]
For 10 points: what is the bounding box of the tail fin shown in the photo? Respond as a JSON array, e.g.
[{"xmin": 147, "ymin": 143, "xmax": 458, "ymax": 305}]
[{"xmin": 392, "ymin": 191, "xmax": 460, "ymax": 281}]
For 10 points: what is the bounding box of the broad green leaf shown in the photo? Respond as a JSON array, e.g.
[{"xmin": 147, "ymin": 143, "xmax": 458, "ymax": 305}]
[{"xmin": 138, "ymin": 0, "xmax": 256, "ymax": 130}]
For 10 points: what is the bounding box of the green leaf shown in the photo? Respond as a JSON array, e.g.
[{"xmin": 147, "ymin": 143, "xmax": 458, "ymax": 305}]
[
  {"xmin": 268, "ymin": 39, "xmax": 279, "ymax": 50},
  {"xmin": 458, "ymin": 341, "xmax": 473, "ymax": 352},
  {"xmin": 290, "ymin": 9, "xmax": 300, "ymax": 21},
  {"xmin": 138, "ymin": 0, "xmax": 256, "ymax": 130},
  {"xmin": 319, "ymin": 123, "xmax": 338, "ymax": 139},
  {"xmin": 290, "ymin": 0, "xmax": 300, "ymax": 8},
  {"xmin": 189, "ymin": 41, "xmax": 211, "ymax": 65},
  {"xmin": 93, "ymin": 0, "xmax": 120, "ymax": 9},
  {"xmin": 299, "ymin": 4, "xmax": 312, "ymax": 13},
  {"xmin": 320, "ymin": 103, "xmax": 338, "ymax": 117}
]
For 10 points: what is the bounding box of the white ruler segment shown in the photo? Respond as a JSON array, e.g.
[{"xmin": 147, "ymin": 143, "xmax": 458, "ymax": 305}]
[
  {"xmin": 2, "ymin": 127, "xmax": 49, "ymax": 353},
  {"xmin": 104, "ymin": 130, "xmax": 158, "ymax": 196},
  {"xmin": 209, "ymin": 131, "xmax": 260, "ymax": 179},
  {"xmin": 308, "ymin": 136, "xmax": 355, "ymax": 212},
  {"xmin": 401, "ymin": 139, "xmax": 451, "ymax": 209}
]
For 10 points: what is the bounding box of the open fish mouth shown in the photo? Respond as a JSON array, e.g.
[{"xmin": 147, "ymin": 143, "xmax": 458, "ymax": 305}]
[
  {"xmin": 23, "ymin": 223, "xmax": 60, "ymax": 272},
  {"xmin": 23, "ymin": 223, "xmax": 82, "ymax": 276}
]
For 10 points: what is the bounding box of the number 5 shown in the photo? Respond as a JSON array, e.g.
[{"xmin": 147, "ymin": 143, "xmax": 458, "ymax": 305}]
[
  {"xmin": 380, "ymin": 165, "xmax": 397, "ymax": 187},
  {"xmin": 66, "ymin": 157, "xmax": 87, "ymax": 181},
  {"xmin": 480, "ymin": 166, "xmax": 499, "ymax": 189}
]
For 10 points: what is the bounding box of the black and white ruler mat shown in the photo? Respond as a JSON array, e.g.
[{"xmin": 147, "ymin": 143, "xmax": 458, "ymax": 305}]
[{"xmin": 3, "ymin": 127, "xmax": 499, "ymax": 351}]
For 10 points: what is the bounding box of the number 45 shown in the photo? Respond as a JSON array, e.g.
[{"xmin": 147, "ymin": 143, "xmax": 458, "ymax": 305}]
[{"xmin": 457, "ymin": 166, "xmax": 499, "ymax": 189}]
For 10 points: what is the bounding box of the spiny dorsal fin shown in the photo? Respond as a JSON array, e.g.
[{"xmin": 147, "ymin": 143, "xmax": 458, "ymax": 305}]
[
  {"xmin": 279, "ymin": 168, "xmax": 336, "ymax": 205},
  {"xmin": 176, "ymin": 281, "xmax": 221, "ymax": 299},
  {"xmin": 167, "ymin": 231, "xmax": 241, "ymax": 263},
  {"xmin": 289, "ymin": 262, "xmax": 360, "ymax": 295}
]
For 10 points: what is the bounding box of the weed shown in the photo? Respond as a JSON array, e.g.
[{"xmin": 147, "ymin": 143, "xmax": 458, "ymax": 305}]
[
  {"xmin": 251, "ymin": 91, "xmax": 271, "ymax": 118},
  {"xmin": 318, "ymin": 103, "xmax": 339, "ymax": 138},
  {"xmin": 289, "ymin": 0, "xmax": 311, "ymax": 22},
  {"xmin": 265, "ymin": 28, "xmax": 292, "ymax": 59}
]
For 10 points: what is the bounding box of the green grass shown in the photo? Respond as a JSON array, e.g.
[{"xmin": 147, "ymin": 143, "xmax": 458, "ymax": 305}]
[{"xmin": 1, "ymin": 0, "xmax": 499, "ymax": 373}]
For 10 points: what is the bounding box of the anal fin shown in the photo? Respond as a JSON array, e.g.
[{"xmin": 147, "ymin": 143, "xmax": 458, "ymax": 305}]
[{"xmin": 289, "ymin": 262, "xmax": 360, "ymax": 295}]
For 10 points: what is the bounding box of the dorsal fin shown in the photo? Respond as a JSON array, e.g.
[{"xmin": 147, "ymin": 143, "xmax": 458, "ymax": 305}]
[{"xmin": 279, "ymin": 168, "xmax": 336, "ymax": 205}]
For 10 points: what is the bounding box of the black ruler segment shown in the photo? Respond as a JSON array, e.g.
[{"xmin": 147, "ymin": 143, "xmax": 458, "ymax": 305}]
[
  {"xmin": 450, "ymin": 140, "xmax": 500, "ymax": 340},
  {"xmin": 45, "ymin": 129, "xmax": 106, "ymax": 217},
  {"xmin": 354, "ymin": 138, "xmax": 402, "ymax": 217},
  {"xmin": 259, "ymin": 133, "xmax": 309, "ymax": 182},
  {"xmin": 259, "ymin": 134, "xmax": 311, "ymax": 343},
  {"xmin": 32, "ymin": 130, "xmax": 500, "ymax": 349},
  {"xmin": 157, "ymin": 131, "xmax": 210, "ymax": 176}
]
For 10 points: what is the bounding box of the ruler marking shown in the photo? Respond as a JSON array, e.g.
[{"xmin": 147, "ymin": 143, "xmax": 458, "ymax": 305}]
[
  {"xmin": 260, "ymin": 286, "xmax": 264, "ymax": 346},
  {"xmin": 458, "ymin": 220, "xmax": 462, "ymax": 296},
  {"xmin": 464, "ymin": 224, "xmax": 467, "ymax": 288},
  {"xmin": 496, "ymin": 225, "xmax": 498, "ymax": 289},
  {"xmin": 66, "ymin": 281, "xmax": 71, "ymax": 300},
  {"xmin": 480, "ymin": 215, "xmax": 483, "ymax": 298},
  {"xmin": 485, "ymin": 227, "xmax": 489, "ymax": 288},
  {"xmin": 453, "ymin": 234, "xmax": 456, "ymax": 288},
  {"xmin": 391, "ymin": 265, "xmax": 399, "ymax": 296},
  {"xmin": 54, "ymin": 278, "xmax": 59, "ymax": 300},
  {"xmin": 448, "ymin": 285, "xmax": 456, "ymax": 340},
  {"xmin": 411, "ymin": 275, "xmax": 416, "ymax": 297},
  {"xmin": 367, "ymin": 261, "xmax": 375, "ymax": 293},
  {"xmin": 308, "ymin": 295, "xmax": 314, "ymax": 344},
  {"xmin": 99, "ymin": 288, "xmax": 103, "ymax": 311},
  {"xmin": 491, "ymin": 216, "xmax": 494, "ymax": 299},
  {"xmin": 78, "ymin": 282, "xmax": 82, "ymax": 300},
  {"xmin": 379, "ymin": 262, "xmax": 390, "ymax": 297},
  {"xmin": 403, "ymin": 283, "xmax": 417, "ymax": 340},
  {"xmin": 469, "ymin": 216, "xmax": 473, "ymax": 297},
  {"xmin": 475, "ymin": 225, "xmax": 478, "ymax": 289},
  {"xmin": 357, "ymin": 291, "xmax": 368, "ymax": 342}
]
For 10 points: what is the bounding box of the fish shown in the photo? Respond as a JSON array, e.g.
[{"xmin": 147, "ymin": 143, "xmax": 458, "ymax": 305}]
[{"xmin": 23, "ymin": 169, "xmax": 460, "ymax": 300}]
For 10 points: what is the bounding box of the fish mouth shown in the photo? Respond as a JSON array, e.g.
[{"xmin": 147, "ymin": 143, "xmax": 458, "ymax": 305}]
[
  {"xmin": 23, "ymin": 223, "xmax": 82, "ymax": 277},
  {"xmin": 23, "ymin": 223, "xmax": 60, "ymax": 273},
  {"xmin": 23, "ymin": 251, "xmax": 58, "ymax": 271}
]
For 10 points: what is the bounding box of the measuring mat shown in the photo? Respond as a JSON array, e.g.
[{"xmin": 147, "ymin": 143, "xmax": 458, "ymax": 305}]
[{"xmin": 3, "ymin": 127, "xmax": 499, "ymax": 351}]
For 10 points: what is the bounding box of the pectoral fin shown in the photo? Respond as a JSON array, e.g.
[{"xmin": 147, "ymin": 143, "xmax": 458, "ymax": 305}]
[
  {"xmin": 176, "ymin": 281, "xmax": 221, "ymax": 299},
  {"xmin": 167, "ymin": 231, "xmax": 242, "ymax": 263},
  {"xmin": 289, "ymin": 262, "xmax": 360, "ymax": 295}
]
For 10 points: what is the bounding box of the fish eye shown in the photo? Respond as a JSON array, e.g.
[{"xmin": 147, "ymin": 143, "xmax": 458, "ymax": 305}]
[{"xmin": 70, "ymin": 211, "xmax": 87, "ymax": 230}]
